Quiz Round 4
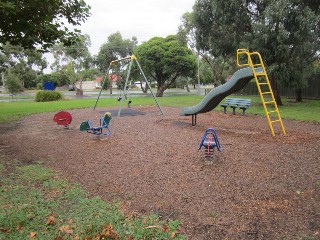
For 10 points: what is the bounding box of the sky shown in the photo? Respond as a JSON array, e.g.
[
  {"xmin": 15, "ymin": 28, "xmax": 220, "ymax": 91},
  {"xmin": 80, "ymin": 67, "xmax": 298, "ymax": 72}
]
[{"xmin": 76, "ymin": 0, "xmax": 195, "ymax": 55}]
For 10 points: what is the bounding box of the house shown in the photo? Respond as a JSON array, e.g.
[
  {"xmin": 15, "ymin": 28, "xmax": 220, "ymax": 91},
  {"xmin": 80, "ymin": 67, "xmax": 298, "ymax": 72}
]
[{"xmin": 95, "ymin": 74, "xmax": 118, "ymax": 89}]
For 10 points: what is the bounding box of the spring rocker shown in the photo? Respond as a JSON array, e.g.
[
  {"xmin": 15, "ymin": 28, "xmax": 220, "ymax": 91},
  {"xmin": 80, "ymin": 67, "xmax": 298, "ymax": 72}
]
[
  {"xmin": 79, "ymin": 112, "xmax": 112, "ymax": 136},
  {"xmin": 53, "ymin": 111, "xmax": 72, "ymax": 128},
  {"xmin": 198, "ymin": 128, "xmax": 222, "ymax": 159}
]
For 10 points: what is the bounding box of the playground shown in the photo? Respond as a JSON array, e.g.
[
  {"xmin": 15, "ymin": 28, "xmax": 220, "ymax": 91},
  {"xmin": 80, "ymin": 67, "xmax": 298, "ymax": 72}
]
[{"xmin": 0, "ymin": 106, "xmax": 319, "ymax": 239}]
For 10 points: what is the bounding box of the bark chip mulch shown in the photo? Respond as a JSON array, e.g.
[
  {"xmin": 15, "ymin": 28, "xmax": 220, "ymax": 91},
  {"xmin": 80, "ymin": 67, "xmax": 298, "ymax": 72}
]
[{"xmin": 1, "ymin": 106, "xmax": 319, "ymax": 240}]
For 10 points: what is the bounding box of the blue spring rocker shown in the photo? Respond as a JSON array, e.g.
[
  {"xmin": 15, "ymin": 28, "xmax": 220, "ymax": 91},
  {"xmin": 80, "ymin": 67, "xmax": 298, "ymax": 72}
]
[{"xmin": 198, "ymin": 128, "xmax": 222, "ymax": 158}]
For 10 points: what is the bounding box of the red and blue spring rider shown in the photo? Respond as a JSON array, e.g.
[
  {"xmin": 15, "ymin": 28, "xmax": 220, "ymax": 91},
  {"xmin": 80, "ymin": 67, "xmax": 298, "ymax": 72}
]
[{"xmin": 198, "ymin": 128, "xmax": 222, "ymax": 159}]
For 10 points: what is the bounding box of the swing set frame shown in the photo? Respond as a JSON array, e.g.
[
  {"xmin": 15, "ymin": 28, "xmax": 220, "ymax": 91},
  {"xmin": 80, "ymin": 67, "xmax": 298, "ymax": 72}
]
[{"xmin": 93, "ymin": 55, "xmax": 164, "ymax": 117}]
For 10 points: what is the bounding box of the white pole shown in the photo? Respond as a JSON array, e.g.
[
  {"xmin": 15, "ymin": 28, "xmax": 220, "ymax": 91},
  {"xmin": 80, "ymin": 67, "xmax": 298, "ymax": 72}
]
[{"xmin": 197, "ymin": 51, "xmax": 200, "ymax": 95}]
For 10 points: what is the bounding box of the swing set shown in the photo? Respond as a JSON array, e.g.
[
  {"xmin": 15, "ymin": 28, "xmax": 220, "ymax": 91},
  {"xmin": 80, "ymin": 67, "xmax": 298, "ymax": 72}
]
[{"xmin": 93, "ymin": 55, "xmax": 164, "ymax": 117}]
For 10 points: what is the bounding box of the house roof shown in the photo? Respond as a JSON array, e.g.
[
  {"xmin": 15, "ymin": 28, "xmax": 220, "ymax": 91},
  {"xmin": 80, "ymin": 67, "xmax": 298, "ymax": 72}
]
[
  {"xmin": 95, "ymin": 77, "xmax": 103, "ymax": 83},
  {"xmin": 95, "ymin": 74, "xmax": 118, "ymax": 83}
]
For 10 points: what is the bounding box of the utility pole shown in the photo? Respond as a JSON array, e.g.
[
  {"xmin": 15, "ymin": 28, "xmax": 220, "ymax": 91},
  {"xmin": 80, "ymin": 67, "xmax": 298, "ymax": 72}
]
[
  {"xmin": 197, "ymin": 51, "xmax": 201, "ymax": 95},
  {"xmin": 1, "ymin": 72, "xmax": 5, "ymax": 88}
]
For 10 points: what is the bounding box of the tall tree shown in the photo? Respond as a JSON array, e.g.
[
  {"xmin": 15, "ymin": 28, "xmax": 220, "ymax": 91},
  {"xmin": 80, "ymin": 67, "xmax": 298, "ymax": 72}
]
[
  {"xmin": 0, "ymin": 43, "xmax": 47, "ymax": 89},
  {"xmin": 0, "ymin": 0, "xmax": 91, "ymax": 51},
  {"xmin": 50, "ymin": 34, "xmax": 92, "ymax": 95},
  {"xmin": 5, "ymin": 69, "xmax": 23, "ymax": 96},
  {"xmin": 134, "ymin": 35, "xmax": 197, "ymax": 97},
  {"xmin": 192, "ymin": 0, "xmax": 320, "ymax": 103},
  {"xmin": 178, "ymin": 11, "xmax": 232, "ymax": 86},
  {"xmin": 96, "ymin": 32, "xmax": 138, "ymax": 94},
  {"xmin": 96, "ymin": 32, "xmax": 138, "ymax": 72}
]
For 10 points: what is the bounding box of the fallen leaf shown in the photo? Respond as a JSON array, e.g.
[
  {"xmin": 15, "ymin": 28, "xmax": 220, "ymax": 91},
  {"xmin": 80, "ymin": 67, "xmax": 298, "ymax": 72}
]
[
  {"xmin": 29, "ymin": 231, "xmax": 37, "ymax": 238},
  {"xmin": 59, "ymin": 225, "xmax": 73, "ymax": 234},
  {"xmin": 162, "ymin": 225, "xmax": 169, "ymax": 232},
  {"xmin": 100, "ymin": 224, "xmax": 119, "ymax": 240},
  {"xmin": 46, "ymin": 213, "xmax": 56, "ymax": 225},
  {"xmin": 16, "ymin": 224, "xmax": 22, "ymax": 230},
  {"xmin": 0, "ymin": 227, "xmax": 10, "ymax": 233},
  {"xmin": 170, "ymin": 230, "xmax": 177, "ymax": 238}
]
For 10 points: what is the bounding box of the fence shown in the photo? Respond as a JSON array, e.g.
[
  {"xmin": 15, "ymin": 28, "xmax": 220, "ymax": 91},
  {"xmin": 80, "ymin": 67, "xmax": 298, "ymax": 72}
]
[{"xmin": 241, "ymin": 76, "xmax": 320, "ymax": 99}]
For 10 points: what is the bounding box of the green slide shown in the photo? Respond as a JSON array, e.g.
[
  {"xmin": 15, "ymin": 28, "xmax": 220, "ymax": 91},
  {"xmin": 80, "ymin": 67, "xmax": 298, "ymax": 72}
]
[{"xmin": 181, "ymin": 67, "xmax": 260, "ymax": 116}]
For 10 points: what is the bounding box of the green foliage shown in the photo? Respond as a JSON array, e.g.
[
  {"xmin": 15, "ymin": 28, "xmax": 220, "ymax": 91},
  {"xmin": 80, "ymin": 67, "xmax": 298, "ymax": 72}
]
[
  {"xmin": 0, "ymin": 44, "xmax": 47, "ymax": 89},
  {"xmin": 37, "ymin": 72, "xmax": 69, "ymax": 88},
  {"xmin": 134, "ymin": 35, "xmax": 197, "ymax": 96},
  {"xmin": 102, "ymin": 76, "xmax": 110, "ymax": 90},
  {"xmin": 5, "ymin": 70, "xmax": 23, "ymax": 95},
  {"xmin": 0, "ymin": 161, "xmax": 186, "ymax": 239},
  {"xmin": 35, "ymin": 91, "xmax": 62, "ymax": 102},
  {"xmin": 96, "ymin": 32, "xmax": 138, "ymax": 72},
  {"xmin": 0, "ymin": 0, "xmax": 91, "ymax": 50},
  {"xmin": 192, "ymin": 0, "xmax": 320, "ymax": 101}
]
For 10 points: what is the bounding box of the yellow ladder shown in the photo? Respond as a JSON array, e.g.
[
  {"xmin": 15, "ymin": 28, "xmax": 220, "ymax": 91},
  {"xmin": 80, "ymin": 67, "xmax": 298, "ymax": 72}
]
[{"xmin": 236, "ymin": 49, "xmax": 286, "ymax": 136}]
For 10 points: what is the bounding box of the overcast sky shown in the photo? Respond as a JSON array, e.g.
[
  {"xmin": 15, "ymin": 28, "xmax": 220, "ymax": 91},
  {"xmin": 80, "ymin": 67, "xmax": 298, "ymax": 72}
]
[{"xmin": 80, "ymin": 0, "xmax": 196, "ymax": 55}]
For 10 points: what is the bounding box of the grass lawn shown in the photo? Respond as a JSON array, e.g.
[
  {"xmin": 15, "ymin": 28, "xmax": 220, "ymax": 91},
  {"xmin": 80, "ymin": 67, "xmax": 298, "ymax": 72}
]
[{"xmin": 0, "ymin": 94, "xmax": 319, "ymax": 123}]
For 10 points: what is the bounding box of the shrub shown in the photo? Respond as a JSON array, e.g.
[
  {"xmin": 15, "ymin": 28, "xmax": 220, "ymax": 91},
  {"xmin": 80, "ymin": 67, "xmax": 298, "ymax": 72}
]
[
  {"xmin": 36, "ymin": 83, "xmax": 43, "ymax": 90},
  {"xmin": 35, "ymin": 91, "xmax": 62, "ymax": 102}
]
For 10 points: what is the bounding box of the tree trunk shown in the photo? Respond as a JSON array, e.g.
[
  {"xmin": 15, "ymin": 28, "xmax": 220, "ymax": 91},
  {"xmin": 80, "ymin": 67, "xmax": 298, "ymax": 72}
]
[
  {"xmin": 186, "ymin": 84, "xmax": 190, "ymax": 92},
  {"xmin": 109, "ymin": 79, "xmax": 113, "ymax": 94},
  {"xmin": 295, "ymin": 89, "xmax": 303, "ymax": 102},
  {"xmin": 73, "ymin": 79, "xmax": 83, "ymax": 96},
  {"xmin": 140, "ymin": 80, "xmax": 148, "ymax": 93},
  {"xmin": 156, "ymin": 84, "xmax": 165, "ymax": 97},
  {"xmin": 270, "ymin": 73, "xmax": 283, "ymax": 106}
]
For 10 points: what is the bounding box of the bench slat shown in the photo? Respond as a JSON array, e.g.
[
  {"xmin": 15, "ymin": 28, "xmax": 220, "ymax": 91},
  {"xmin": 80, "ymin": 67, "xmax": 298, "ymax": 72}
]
[{"xmin": 220, "ymin": 98, "xmax": 251, "ymax": 115}]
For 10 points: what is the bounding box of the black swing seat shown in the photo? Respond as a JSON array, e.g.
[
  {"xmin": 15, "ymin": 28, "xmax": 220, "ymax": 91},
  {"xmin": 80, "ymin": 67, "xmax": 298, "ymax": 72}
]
[{"xmin": 80, "ymin": 112, "xmax": 112, "ymax": 136}]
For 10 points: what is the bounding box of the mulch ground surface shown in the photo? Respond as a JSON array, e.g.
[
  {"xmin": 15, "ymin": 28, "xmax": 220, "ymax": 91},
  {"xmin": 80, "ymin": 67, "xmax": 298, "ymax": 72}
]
[{"xmin": 1, "ymin": 106, "xmax": 319, "ymax": 240}]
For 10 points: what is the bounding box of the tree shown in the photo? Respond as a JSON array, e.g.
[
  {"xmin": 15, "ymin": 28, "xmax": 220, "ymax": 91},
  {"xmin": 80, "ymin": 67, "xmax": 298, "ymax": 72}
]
[
  {"xmin": 134, "ymin": 35, "xmax": 197, "ymax": 97},
  {"xmin": 192, "ymin": 0, "xmax": 320, "ymax": 103},
  {"xmin": 51, "ymin": 34, "xmax": 93, "ymax": 95},
  {"xmin": 0, "ymin": 43, "xmax": 47, "ymax": 88},
  {"xmin": 178, "ymin": 12, "xmax": 231, "ymax": 87},
  {"xmin": 96, "ymin": 32, "xmax": 138, "ymax": 71},
  {"xmin": 96, "ymin": 32, "xmax": 138, "ymax": 93},
  {"xmin": 5, "ymin": 70, "xmax": 23, "ymax": 97},
  {"xmin": 0, "ymin": 0, "xmax": 91, "ymax": 51}
]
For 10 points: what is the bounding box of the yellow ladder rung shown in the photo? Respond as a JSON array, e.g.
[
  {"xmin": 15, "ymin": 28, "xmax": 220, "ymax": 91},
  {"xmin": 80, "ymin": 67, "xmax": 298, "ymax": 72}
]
[
  {"xmin": 264, "ymin": 101, "xmax": 275, "ymax": 104},
  {"xmin": 254, "ymin": 72, "xmax": 266, "ymax": 76},
  {"xmin": 253, "ymin": 63, "xmax": 262, "ymax": 67},
  {"xmin": 258, "ymin": 83, "xmax": 269, "ymax": 85},
  {"xmin": 262, "ymin": 92, "xmax": 272, "ymax": 94},
  {"xmin": 267, "ymin": 110, "xmax": 278, "ymax": 114},
  {"xmin": 271, "ymin": 120, "xmax": 280, "ymax": 123}
]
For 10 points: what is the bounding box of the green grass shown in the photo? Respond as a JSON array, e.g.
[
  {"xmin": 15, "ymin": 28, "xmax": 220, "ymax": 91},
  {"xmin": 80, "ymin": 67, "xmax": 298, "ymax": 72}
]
[
  {"xmin": 238, "ymin": 95, "xmax": 320, "ymax": 122},
  {"xmin": 0, "ymin": 157, "xmax": 186, "ymax": 240},
  {"xmin": 0, "ymin": 94, "xmax": 319, "ymax": 123}
]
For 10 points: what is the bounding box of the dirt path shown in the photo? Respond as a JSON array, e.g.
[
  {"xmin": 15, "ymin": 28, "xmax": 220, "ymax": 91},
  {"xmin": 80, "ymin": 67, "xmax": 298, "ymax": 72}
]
[{"xmin": 1, "ymin": 106, "xmax": 319, "ymax": 239}]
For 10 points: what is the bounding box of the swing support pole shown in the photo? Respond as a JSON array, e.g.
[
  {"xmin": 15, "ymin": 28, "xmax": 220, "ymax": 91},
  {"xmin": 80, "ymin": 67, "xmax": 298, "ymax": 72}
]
[
  {"xmin": 134, "ymin": 56, "xmax": 164, "ymax": 115},
  {"xmin": 93, "ymin": 65, "xmax": 111, "ymax": 110},
  {"xmin": 117, "ymin": 59, "xmax": 133, "ymax": 117}
]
